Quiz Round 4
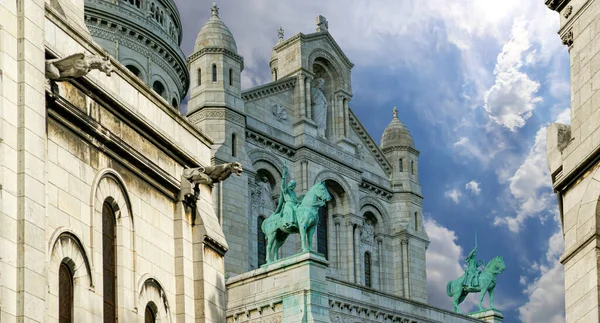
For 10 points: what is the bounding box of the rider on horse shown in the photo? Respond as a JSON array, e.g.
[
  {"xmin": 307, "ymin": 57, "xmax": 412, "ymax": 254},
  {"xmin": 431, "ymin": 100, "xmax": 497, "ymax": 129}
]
[
  {"xmin": 274, "ymin": 162, "xmax": 300, "ymax": 230},
  {"xmin": 463, "ymin": 247, "xmax": 484, "ymax": 290}
]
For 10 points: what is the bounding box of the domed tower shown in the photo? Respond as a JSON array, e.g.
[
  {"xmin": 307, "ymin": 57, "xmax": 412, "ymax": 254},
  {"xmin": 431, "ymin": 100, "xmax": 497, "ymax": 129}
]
[
  {"xmin": 380, "ymin": 107, "xmax": 429, "ymax": 302},
  {"xmin": 84, "ymin": 0, "xmax": 189, "ymax": 109},
  {"xmin": 186, "ymin": 3, "xmax": 249, "ymax": 277}
]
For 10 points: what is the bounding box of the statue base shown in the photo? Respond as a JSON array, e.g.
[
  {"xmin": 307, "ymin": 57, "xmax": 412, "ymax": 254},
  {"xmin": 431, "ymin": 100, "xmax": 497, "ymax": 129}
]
[
  {"xmin": 226, "ymin": 252, "xmax": 331, "ymax": 322},
  {"xmin": 468, "ymin": 309, "xmax": 504, "ymax": 323}
]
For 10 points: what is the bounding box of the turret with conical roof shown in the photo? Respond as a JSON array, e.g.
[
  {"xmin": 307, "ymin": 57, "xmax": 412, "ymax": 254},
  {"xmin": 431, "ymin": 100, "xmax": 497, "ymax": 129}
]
[{"xmin": 381, "ymin": 107, "xmax": 419, "ymax": 186}]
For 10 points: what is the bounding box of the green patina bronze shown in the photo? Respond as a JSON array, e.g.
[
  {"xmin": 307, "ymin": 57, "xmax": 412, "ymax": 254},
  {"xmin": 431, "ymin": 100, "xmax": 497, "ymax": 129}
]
[
  {"xmin": 446, "ymin": 240, "xmax": 506, "ymax": 314},
  {"xmin": 261, "ymin": 162, "xmax": 332, "ymax": 263}
]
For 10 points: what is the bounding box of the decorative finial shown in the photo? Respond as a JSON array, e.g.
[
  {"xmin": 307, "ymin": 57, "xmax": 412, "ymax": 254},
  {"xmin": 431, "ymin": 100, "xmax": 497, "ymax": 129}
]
[
  {"xmin": 278, "ymin": 26, "xmax": 284, "ymax": 42},
  {"xmin": 393, "ymin": 107, "xmax": 398, "ymax": 119},
  {"xmin": 211, "ymin": 2, "xmax": 219, "ymax": 17},
  {"xmin": 316, "ymin": 15, "xmax": 329, "ymax": 32}
]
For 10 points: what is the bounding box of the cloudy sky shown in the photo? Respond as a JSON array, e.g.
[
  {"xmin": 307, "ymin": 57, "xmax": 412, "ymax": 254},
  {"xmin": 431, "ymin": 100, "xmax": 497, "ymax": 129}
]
[{"xmin": 174, "ymin": 1, "xmax": 569, "ymax": 321}]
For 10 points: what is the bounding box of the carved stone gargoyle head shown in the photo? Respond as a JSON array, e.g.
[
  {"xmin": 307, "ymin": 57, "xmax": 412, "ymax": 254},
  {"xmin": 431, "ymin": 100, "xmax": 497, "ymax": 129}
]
[
  {"xmin": 180, "ymin": 162, "xmax": 243, "ymax": 209},
  {"xmin": 46, "ymin": 53, "xmax": 114, "ymax": 81}
]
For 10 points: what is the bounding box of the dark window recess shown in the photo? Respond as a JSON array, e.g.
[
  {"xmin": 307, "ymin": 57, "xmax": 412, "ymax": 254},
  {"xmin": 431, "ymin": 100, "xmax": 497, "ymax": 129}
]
[
  {"xmin": 197, "ymin": 68, "xmax": 201, "ymax": 86},
  {"xmin": 317, "ymin": 206, "xmax": 328, "ymax": 259},
  {"xmin": 102, "ymin": 202, "xmax": 116, "ymax": 323},
  {"xmin": 152, "ymin": 81, "xmax": 165, "ymax": 97},
  {"xmin": 145, "ymin": 304, "xmax": 156, "ymax": 323},
  {"xmin": 257, "ymin": 216, "xmax": 266, "ymax": 267},
  {"xmin": 212, "ymin": 64, "xmax": 217, "ymax": 82},
  {"xmin": 365, "ymin": 252, "xmax": 372, "ymax": 288},
  {"xmin": 231, "ymin": 133, "xmax": 237, "ymax": 157},
  {"xmin": 399, "ymin": 158, "xmax": 403, "ymax": 172},
  {"xmin": 229, "ymin": 68, "xmax": 233, "ymax": 86},
  {"xmin": 59, "ymin": 263, "xmax": 73, "ymax": 323}
]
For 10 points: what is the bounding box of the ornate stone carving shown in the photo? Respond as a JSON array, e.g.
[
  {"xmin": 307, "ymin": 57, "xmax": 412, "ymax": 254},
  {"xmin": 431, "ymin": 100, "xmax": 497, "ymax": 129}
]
[
  {"xmin": 188, "ymin": 108, "xmax": 246, "ymax": 127},
  {"xmin": 563, "ymin": 5, "xmax": 573, "ymax": 18},
  {"xmin": 361, "ymin": 219, "xmax": 375, "ymax": 247},
  {"xmin": 180, "ymin": 162, "xmax": 243, "ymax": 209},
  {"xmin": 45, "ymin": 53, "xmax": 113, "ymax": 81},
  {"xmin": 271, "ymin": 104, "xmax": 288, "ymax": 121},
  {"xmin": 561, "ymin": 29, "xmax": 573, "ymax": 48},
  {"xmin": 348, "ymin": 110, "xmax": 393, "ymax": 175},
  {"xmin": 311, "ymin": 78, "xmax": 328, "ymax": 138}
]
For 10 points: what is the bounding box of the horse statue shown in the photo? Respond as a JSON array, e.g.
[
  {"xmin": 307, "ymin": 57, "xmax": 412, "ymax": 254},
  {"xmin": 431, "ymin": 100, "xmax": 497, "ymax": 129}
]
[
  {"xmin": 446, "ymin": 256, "xmax": 506, "ymax": 314},
  {"xmin": 261, "ymin": 181, "xmax": 331, "ymax": 263}
]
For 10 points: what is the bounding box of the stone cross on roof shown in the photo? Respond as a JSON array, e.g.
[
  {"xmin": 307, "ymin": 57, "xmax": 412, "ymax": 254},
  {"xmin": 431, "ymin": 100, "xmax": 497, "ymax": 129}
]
[
  {"xmin": 211, "ymin": 2, "xmax": 219, "ymax": 17},
  {"xmin": 393, "ymin": 107, "xmax": 398, "ymax": 119},
  {"xmin": 278, "ymin": 26, "xmax": 284, "ymax": 42},
  {"xmin": 316, "ymin": 15, "xmax": 328, "ymax": 32}
]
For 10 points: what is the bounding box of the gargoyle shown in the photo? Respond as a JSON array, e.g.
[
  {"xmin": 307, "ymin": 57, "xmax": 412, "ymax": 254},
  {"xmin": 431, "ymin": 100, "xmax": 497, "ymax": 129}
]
[
  {"xmin": 180, "ymin": 162, "xmax": 243, "ymax": 209},
  {"xmin": 46, "ymin": 53, "xmax": 113, "ymax": 81}
]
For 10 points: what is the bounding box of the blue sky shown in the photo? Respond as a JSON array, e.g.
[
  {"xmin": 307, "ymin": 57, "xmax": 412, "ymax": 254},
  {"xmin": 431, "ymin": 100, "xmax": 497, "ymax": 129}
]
[{"xmin": 174, "ymin": 1, "xmax": 570, "ymax": 321}]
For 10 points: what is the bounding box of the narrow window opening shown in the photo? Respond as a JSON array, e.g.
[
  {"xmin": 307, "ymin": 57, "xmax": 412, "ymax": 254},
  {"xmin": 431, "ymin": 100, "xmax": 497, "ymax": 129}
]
[
  {"xmin": 414, "ymin": 212, "xmax": 418, "ymax": 231},
  {"xmin": 411, "ymin": 160, "xmax": 415, "ymax": 175},
  {"xmin": 257, "ymin": 216, "xmax": 266, "ymax": 267},
  {"xmin": 231, "ymin": 133, "xmax": 237, "ymax": 158},
  {"xmin": 317, "ymin": 206, "xmax": 328, "ymax": 259},
  {"xmin": 102, "ymin": 202, "xmax": 116, "ymax": 323},
  {"xmin": 171, "ymin": 98, "xmax": 178, "ymax": 109},
  {"xmin": 212, "ymin": 64, "xmax": 217, "ymax": 82},
  {"xmin": 152, "ymin": 80, "xmax": 165, "ymax": 97},
  {"xmin": 365, "ymin": 252, "xmax": 372, "ymax": 287},
  {"xmin": 145, "ymin": 304, "xmax": 156, "ymax": 323},
  {"xmin": 399, "ymin": 158, "xmax": 403, "ymax": 172},
  {"xmin": 197, "ymin": 68, "xmax": 202, "ymax": 86},
  {"xmin": 59, "ymin": 263, "xmax": 73, "ymax": 323},
  {"xmin": 229, "ymin": 68, "xmax": 233, "ymax": 86}
]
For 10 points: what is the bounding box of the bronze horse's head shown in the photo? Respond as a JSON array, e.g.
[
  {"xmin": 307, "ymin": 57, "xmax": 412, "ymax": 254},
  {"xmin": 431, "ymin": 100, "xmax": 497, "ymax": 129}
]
[{"xmin": 317, "ymin": 182, "xmax": 332, "ymax": 205}]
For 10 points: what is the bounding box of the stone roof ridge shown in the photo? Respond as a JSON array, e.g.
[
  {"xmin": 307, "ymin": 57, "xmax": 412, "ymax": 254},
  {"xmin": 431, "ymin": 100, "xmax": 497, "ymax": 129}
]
[
  {"xmin": 241, "ymin": 77, "xmax": 297, "ymax": 102},
  {"xmin": 348, "ymin": 108, "xmax": 393, "ymax": 176},
  {"xmin": 272, "ymin": 32, "xmax": 354, "ymax": 69}
]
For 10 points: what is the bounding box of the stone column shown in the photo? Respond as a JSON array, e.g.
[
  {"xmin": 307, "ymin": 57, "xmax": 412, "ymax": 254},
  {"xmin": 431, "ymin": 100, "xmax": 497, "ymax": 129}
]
[
  {"xmin": 298, "ymin": 72, "xmax": 306, "ymax": 119},
  {"xmin": 376, "ymin": 236, "xmax": 384, "ymax": 291},
  {"xmin": 305, "ymin": 75, "xmax": 313, "ymax": 120},
  {"xmin": 343, "ymin": 96, "xmax": 350, "ymax": 137},
  {"xmin": 346, "ymin": 219, "xmax": 355, "ymax": 282},
  {"xmin": 354, "ymin": 223, "xmax": 362, "ymax": 285},
  {"xmin": 174, "ymin": 202, "xmax": 195, "ymax": 323},
  {"xmin": 401, "ymin": 238, "xmax": 410, "ymax": 298}
]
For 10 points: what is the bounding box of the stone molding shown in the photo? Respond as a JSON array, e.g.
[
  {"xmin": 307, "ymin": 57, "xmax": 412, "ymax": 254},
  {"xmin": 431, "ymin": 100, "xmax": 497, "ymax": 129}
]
[
  {"xmin": 561, "ymin": 29, "xmax": 574, "ymax": 49},
  {"xmin": 307, "ymin": 47, "xmax": 351, "ymax": 89},
  {"xmin": 348, "ymin": 109, "xmax": 393, "ymax": 175},
  {"xmin": 359, "ymin": 180, "xmax": 393, "ymax": 201},
  {"xmin": 246, "ymin": 149, "xmax": 285, "ymax": 176},
  {"xmin": 246, "ymin": 130, "xmax": 296, "ymax": 157},
  {"xmin": 381, "ymin": 145, "xmax": 421, "ymax": 156},
  {"xmin": 297, "ymin": 148, "xmax": 361, "ymax": 181},
  {"xmin": 241, "ymin": 77, "xmax": 297, "ymax": 102},
  {"xmin": 273, "ymin": 31, "xmax": 354, "ymax": 69},
  {"xmin": 545, "ymin": 0, "xmax": 571, "ymax": 12},
  {"xmin": 188, "ymin": 107, "xmax": 246, "ymax": 128},
  {"xmin": 303, "ymin": 135, "xmax": 360, "ymax": 167},
  {"xmin": 136, "ymin": 276, "xmax": 172, "ymax": 321},
  {"xmin": 47, "ymin": 229, "xmax": 94, "ymax": 287},
  {"xmin": 187, "ymin": 47, "xmax": 245, "ymax": 70},
  {"xmin": 313, "ymin": 169, "xmax": 358, "ymax": 209}
]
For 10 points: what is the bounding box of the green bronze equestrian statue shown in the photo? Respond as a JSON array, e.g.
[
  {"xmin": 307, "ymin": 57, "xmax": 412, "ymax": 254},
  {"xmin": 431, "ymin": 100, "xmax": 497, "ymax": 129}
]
[
  {"xmin": 446, "ymin": 242, "xmax": 506, "ymax": 314},
  {"xmin": 261, "ymin": 161, "xmax": 332, "ymax": 263}
]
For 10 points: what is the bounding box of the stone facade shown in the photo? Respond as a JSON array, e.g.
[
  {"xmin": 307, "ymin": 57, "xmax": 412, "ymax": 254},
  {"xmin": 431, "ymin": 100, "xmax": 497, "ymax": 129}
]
[{"xmin": 545, "ymin": 0, "xmax": 600, "ymax": 322}]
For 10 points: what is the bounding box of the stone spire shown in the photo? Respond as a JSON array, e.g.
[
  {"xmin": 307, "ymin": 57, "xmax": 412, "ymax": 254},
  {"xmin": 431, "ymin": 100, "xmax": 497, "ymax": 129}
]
[
  {"xmin": 380, "ymin": 106, "xmax": 414, "ymax": 149},
  {"xmin": 211, "ymin": 2, "xmax": 219, "ymax": 17},
  {"xmin": 278, "ymin": 26, "xmax": 284, "ymax": 42}
]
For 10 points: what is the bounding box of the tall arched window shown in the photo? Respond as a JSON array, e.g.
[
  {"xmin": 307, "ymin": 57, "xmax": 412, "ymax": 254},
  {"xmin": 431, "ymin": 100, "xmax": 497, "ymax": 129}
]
[
  {"xmin": 152, "ymin": 80, "xmax": 165, "ymax": 97},
  {"xmin": 411, "ymin": 160, "xmax": 415, "ymax": 175},
  {"xmin": 171, "ymin": 98, "xmax": 178, "ymax": 109},
  {"xmin": 212, "ymin": 64, "xmax": 217, "ymax": 82},
  {"xmin": 59, "ymin": 262, "xmax": 73, "ymax": 323},
  {"xmin": 125, "ymin": 65, "xmax": 141, "ymax": 78},
  {"xmin": 102, "ymin": 202, "xmax": 117, "ymax": 323},
  {"xmin": 197, "ymin": 68, "xmax": 201, "ymax": 86},
  {"xmin": 231, "ymin": 133, "xmax": 237, "ymax": 157},
  {"xmin": 144, "ymin": 303, "xmax": 156, "ymax": 323},
  {"xmin": 317, "ymin": 206, "xmax": 328, "ymax": 259},
  {"xmin": 257, "ymin": 216, "xmax": 266, "ymax": 266},
  {"xmin": 364, "ymin": 252, "xmax": 372, "ymax": 288},
  {"xmin": 414, "ymin": 212, "xmax": 418, "ymax": 231},
  {"xmin": 229, "ymin": 68, "xmax": 233, "ymax": 86},
  {"xmin": 399, "ymin": 158, "xmax": 403, "ymax": 172}
]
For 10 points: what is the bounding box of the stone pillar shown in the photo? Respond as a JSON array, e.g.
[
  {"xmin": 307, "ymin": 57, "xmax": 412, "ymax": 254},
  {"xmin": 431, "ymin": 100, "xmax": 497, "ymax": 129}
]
[
  {"xmin": 305, "ymin": 75, "xmax": 313, "ymax": 120},
  {"xmin": 298, "ymin": 72, "xmax": 306, "ymax": 119},
  {"xmin": 376, "ymin": 237, "xmax": 384, "ymax": 291},
  {"xmin": 354, "ymin": 224, "xmax": 362, "ymax": 284},
  {"xmin": 334, "ymin": 219, "xmax": 341, "ymax": 270},
  {"xmin": 346, "ymin": 220, "xmax": 354, "ymax": 282},
  {"xmin": 401, "ymin": 238, "xmax": 410, "ymax": 298},
  {"xmin": 343, "ymin": 96, "xmax": 350, "ymax": 137},
  {"xmin": 174, "ymin": 202, "xmax": 195, "ymax": 323},
  {"xmin": 469, "ymin": 309, "xmax": 504, "ymax": 323}
]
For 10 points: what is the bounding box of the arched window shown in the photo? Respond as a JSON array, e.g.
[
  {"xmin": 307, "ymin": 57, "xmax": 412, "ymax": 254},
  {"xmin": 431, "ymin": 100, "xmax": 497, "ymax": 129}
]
[
  {"xmin": 364, "ymin": 252, "xmax": 372, "ymax": 288},
  {"xmin": 126, "ymin": 65, "xmax": 141, "ymax": 78},
  {"xmin": 317, "ymin": 206, "xmax": 328, "ymax": 259},
  {"xmin": 144, "ymin": 303, "xmax": 156, "ymax": 323},
  {"xmin": 231, "ymin": 133, "xmax": 237, "ymax": 157},
  {"xmin": 212, "ymin": 64, "xmax": 217, "ymax": 82},
  {"xmin": 399, "ymin": 158, "xmax": 403, "ymax": 172},
  {"xmin": 102, "ymin": 202, "xmax": 117, "ymax": 323},
  {"xmin": 257, "ymin": 216, "xmax": 266, "ymax": 266},
  {"xmin": 152, "ymin": 80, "xmax": 165, "ymax": 97},
  {"xmin": 229, "ymin": 68, "xmax": 233, "ymax": 86},
  {"xmin": 59, "ymin": 262, "xmax": 73, "ymax": 323},
  {"xmin": 171, "ymin": 98, "xmax": 178, "ymax": 109},
  {"xmin": 197, "ymin": 68, "xmax": 201, "ymax": 86},
  {"xmin": 411, "ymin": 160, "xmax": 415, "ymax": 175}
]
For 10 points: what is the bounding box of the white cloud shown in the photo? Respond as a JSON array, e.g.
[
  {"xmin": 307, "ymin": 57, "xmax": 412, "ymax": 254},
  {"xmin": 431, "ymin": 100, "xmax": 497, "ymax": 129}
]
[
  {"xmin": 425, "ymin": 218, "xmax": 478, "ymax": 312},
  {"xmin": 445, "ymin": 189, "xmax": 462, "ymax": 204},
  {"xmin": 518, "ymin": 228, "xmax": 565, "ymax": 323},
  {"xmin": 483, "ymin": 17, "xmax": 542, "ymax": 131},
  {"xmin": 465, "ymin": 180, "xmax": 481, "ymax": 195}
]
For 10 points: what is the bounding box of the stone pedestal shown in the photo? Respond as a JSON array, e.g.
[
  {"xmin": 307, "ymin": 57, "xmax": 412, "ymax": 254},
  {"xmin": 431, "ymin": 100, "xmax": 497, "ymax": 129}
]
[
  {"xmin": 226, "ymin": 252, "xmax": 330, "ymax": 322},
  {"xmin": 468, "ymin": 309, "xmax": 504, "ymax": 322}
]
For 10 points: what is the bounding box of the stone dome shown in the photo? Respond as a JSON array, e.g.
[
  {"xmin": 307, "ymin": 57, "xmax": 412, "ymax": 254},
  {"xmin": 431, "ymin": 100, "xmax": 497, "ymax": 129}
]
[
  {"xmin": 380, "ymin": 107, "xmax": 414, "ymax": 150},
  {"xmin": 194, "ymin": 3, "xmax": 238, "ymax": 53}
]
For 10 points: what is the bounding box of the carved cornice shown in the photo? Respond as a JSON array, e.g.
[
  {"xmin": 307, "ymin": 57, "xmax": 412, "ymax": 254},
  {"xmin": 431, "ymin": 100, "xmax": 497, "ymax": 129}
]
[
  {"xmin": 303, "ymin": 135, "xmax": 360, "ymax": 169},
  {"xmin": 561, "ymin": 29, "xmax": 574, "ymax": 49},
  {"xmin": 545, "ymin": 0, "xmax": 571, "ymax": 12},
  {"xmin": 348, "ymin": 109, "xmax": 393, "ymax": 175},
  {"xmin": 273, "ymin": 32, "xmax": 354, "ymax": 69},
  {"xmin": 359, "ymin": 181, "xmax": 393, "ymax": 201},
  {"xmin": 187, "ymin": 47, "xmax": 244, "ymax": 70},
  {"xmin": 294, "ymin": 148, "xmax": 362, "ymax": 181},
  {"xmin": 241, "ymin": 77, "xmax": 297, "ymax": 102},
  {"xmin": 204, "ymin": 235, "xmax": 228, "ymax": 256},
  {"xmin": 381, "ymin": 145, "xmax": 421, "ymax": 156},
  {"xmin": 188, "ymin": 107, "xmax": 246, "ymax": 128},
  {"xmin": 246, "ymin": 130, "xmax": 296, "ymax": 157}
]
